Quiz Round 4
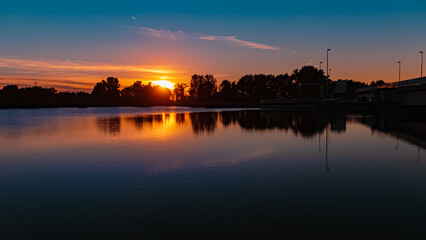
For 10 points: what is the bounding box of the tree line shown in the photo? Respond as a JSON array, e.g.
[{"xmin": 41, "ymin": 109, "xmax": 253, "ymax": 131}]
[{"xmin": 0, "ymin": 65, "xmax": 374, "ymax": 108}]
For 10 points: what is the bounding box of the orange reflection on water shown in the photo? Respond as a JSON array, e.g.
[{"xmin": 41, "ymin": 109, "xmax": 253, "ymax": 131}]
[{"xmin": 1, "ymin": 109, "xmax": 425, "ymax": 174}]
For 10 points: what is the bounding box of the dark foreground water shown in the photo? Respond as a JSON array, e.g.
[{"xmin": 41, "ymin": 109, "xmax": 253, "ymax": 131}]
[{"xmin": 1, "ymin": 107, "xmax": 426, "ymax": 239}]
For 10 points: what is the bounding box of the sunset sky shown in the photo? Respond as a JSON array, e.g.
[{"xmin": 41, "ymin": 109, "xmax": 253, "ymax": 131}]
[{"xmin": 1, "ymin": 0, "xmax": 426, "ymax": 92}]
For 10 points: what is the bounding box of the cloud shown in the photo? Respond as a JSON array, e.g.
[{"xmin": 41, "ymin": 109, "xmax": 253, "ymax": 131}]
[
  {"xmin": 141, "ymin": 27, "xmax": 183, "ymax": 40},
  {"xmin": 0, "ymin": 56, "xmax": 184, "ymax": 91},
  {"xmin": 0, "ymin": 76, "xmax": 96, "ymax": 92},
  {"xmin": 0, "ymin": 76, "xmax": 94, "ymax": 86},
  {"xmin": 138, "ymin": 27, "xmax": 277, "ymax": 50},
  {"xmin": 199, "ymin": 35, "xmax": 279, "ymax": 50},
  {"xmin": 0, "ymin": 56, "xmax": 180, "ymax": 75}
]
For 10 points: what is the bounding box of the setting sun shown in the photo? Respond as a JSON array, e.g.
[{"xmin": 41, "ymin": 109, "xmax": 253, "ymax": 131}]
[{"xmin": 151, "ymin": 80, "xmax": 175, "ymax": 90}]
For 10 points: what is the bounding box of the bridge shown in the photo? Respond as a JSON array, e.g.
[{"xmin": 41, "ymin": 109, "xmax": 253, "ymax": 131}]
[{"xmin": 356, "ymin": 77, "xmax": 426, "ymax": 106}]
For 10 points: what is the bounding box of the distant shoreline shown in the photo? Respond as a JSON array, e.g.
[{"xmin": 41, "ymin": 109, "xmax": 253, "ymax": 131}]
[
  {"xmin": 0, "ymin": 102, "xmax": 260, "ymax": 110},
  {"xmin": 1, "ymin": 102, "xmax": 426, "ymax": 115}
]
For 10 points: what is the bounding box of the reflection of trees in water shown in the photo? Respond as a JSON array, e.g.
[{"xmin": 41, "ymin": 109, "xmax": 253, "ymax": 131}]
[
  {"xmin": 190, "ymin": 112, "xmax": 218, "ymax": 134},
  {"xmin": 356, "ymin": 114, "xmax": 426, "ymax": 149},
  {"xmin": 234, "ymin": 111, "xmax": 328, "ymax": 137},
  {"xmin": 329, "ymin": 115, "xmax": 347, "ymax": 132},
  {"xmin": 191, "ymin": 111, "xmax": 339, "ymax": 137},
  {"xmin": 95, "ymin": 111, "xmax": 348, "ymax": 138},
  {"xmin": 220, "ymin": 111, "xmax": 239, "ymax": 127},
  {"xmin": 96, "ymin": 117, "xmax": 121, "ymax": 135},
  {"xmin": 175, "ymin": 113, "xmax": 186, "ymax": 125},
  {"xmin": 127, "ymin": 114, "xmax": 164, "ymax": 129},
  {"xmin": 291, "ymin": 113, "xmax": 329, "ymax": 137}
]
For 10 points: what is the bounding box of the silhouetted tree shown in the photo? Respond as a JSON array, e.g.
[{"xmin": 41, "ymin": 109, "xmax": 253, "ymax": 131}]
[
  {"xmin": 2, "ymin": 85, "xmax": 19, "ymax": 94},
  {"xmin": 91, "ymin": 82, "xmax": 107, "ymax": 96},
  {"xmin": 141, "ymin": 83, "xmax": 172, "ymax": 105},
  {"xmin": 218, "ymin": 80, "xmax": 238, "ymax": 101},
  {"xmin": 122, "ymin": 81, "xmax": 171, "ymax": 105},
  {"xmin": 370, "ymin": 80, "xmax": 386, "ymax": 86},
  {"xmin": 121, "ymin": 81, "xmax": 144, "ymax": 104},
  {"xmin": 173, "ymin": 83, "xmax": 188, "ymax": 102},
  {"xmin": 189, "ymin": 74, "xmax": 217, "ymax": 102},
  {"xmin": 236, "ymin": 74, "xmax": 279, "ymax": 101},
  {"xmin": 91, "ymin": 77, "xmax": 121, "ymax": 105},
  {"xmin": 237, "ymin": 75, "xmax": 256, "ymax": 101},
  {"xmin": 91, "ymin": 77, "xmax": 120, "ymax": 97},
  {"xmin": 292, "ymin": 66, "xmax": 324, "ymax": 98},
  {"xmin": 275, "ymin": 74, "xmax": 295, "ymax": 99}
]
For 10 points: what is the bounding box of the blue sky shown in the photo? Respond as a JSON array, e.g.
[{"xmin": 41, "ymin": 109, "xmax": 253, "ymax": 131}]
[{"xmin": 1, "ymin": 0, "xmax": 425, "ymax": 91}]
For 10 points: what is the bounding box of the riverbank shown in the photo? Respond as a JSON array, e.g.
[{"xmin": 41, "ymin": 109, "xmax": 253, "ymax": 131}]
[
  {"xmin": 2, "ymin": 101, "xmax": 426, "ymax": 115},
  {"xmin": 0, "ymin": 101, "xmax": 260, "ymax": 109}
]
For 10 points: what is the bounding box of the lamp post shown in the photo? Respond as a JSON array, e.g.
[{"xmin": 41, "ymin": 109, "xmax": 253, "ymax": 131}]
[
  {"xmin": 326, "ymin": 49, "xmax": 331, "ymax": 98},
  {"xmin": 319, "ymin": 61, "xmax": 324, "ymax": 100},
  {"xmin": 318, "ymin": 61, "xmax": 324, "ymax": 100},
  {"xmin": 326, "ymin": 49, "xmax": 331, "ymax": 79},
  {"xmin": 397, "ymin": 61, "xmax": 401, "ymax": 83},
  {"xmin": 420, "ymin": 51, "xmax": 424, "ymax": 80}
]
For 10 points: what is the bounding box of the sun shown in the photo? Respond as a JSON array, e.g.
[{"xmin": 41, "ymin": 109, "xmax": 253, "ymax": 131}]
[{"xmin": 151, "ymin": 80, "xmax": 175, "ymax": 90}]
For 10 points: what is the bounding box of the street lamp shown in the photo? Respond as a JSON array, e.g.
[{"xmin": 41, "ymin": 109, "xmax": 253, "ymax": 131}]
[
  {"xmin": 326, "ymin": 49, "xmax": 331, "ymax": 79},
  {"xmin": 326, "ymin": 49, "xmax": 331, "ymax": 98},
  {"xmin": 420, "ymin": 51, "xmax": 424, "ymax": 80},
  {"xmin": 397, "ymin": 61, "xmax": 401, "ymax": 83},
  {"xmin": 318, "ymin": 61, "xmax": 324, "ymax": 101}
]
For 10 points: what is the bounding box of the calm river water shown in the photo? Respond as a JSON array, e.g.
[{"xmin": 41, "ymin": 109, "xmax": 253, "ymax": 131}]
[{"xmin": 1, "ymin": 107, "xmax": 426, "ymax": 239}]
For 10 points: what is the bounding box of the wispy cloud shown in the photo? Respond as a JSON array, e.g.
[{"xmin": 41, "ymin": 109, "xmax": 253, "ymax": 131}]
[
  {"xmin": 141, "ymin": 27, "xmax": 183, "ymax": 40},
  {"xmin": 199, "ymin": 35, "xmax": 279, "ymax": 50},
  {"xmin": 0, "ymin": 56, "xmax": 180, "ymax": 75},
  {"xmin": 0, "ymin": 76, "xmax": 97, "ymax": 92},
  {"xmin": 137, "ymin": 27, "xmax": 278, "ymax": 50},
  {"xmin": 0, "ymin": 56, "xmax": 184, "ymax": 91}
]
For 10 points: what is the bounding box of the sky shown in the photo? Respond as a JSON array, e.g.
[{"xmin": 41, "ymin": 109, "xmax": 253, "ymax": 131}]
[{"xmin": 1, "ymin": 0, "xmax": 426, "ymax": 91}]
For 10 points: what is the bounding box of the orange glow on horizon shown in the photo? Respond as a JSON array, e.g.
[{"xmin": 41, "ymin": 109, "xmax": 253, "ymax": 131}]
[{"xmin": 0, "ymin": 56, "xmax": 187, "ymax": 92}]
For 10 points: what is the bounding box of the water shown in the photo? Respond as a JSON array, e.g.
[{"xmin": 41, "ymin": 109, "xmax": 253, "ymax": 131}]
[{"xmin": 1, "ymin": 107, "xmax": 426, "ymax": 239}]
